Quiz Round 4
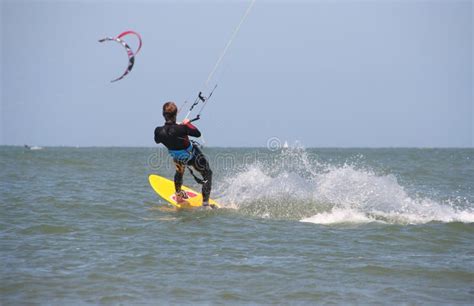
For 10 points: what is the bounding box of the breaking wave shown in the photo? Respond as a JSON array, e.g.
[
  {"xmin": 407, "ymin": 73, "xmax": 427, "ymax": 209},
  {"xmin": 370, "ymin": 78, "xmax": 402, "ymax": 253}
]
[{"xmin": 215, "ymin": 147, "xmax": 474, "ymax": 225}]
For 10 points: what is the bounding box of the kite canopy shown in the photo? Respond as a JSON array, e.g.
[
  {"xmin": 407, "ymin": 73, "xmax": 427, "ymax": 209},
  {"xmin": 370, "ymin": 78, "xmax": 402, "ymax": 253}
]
[{"xmin": 98, "ymin": 31, "xmax": 142, "ymax": 82}]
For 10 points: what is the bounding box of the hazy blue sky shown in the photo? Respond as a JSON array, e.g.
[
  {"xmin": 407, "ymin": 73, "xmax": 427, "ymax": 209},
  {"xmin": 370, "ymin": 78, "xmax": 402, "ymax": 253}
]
[{"xmin": 1, "ymin": 0, "xmax": 472, "ymax": 147}]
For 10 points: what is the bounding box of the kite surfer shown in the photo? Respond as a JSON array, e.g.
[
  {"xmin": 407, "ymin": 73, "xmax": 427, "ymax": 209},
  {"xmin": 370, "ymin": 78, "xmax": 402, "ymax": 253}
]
[
  {"xmin": 149, "ymin": 0, "xmax": 255, "ymax": 208},
  {"xmin": 154, "ymin": 102, "xmax": 214, "ymax": 208}
]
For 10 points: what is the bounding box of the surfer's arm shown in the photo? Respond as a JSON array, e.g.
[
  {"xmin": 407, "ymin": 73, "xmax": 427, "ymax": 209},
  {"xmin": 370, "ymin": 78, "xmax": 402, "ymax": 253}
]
[
  {"xmin": 154, "ymin": 127, "xmax": 161, "ymax": 144},
  {"xmin": 182, "ymin": 120, "xmax": 201, "ymax": 138}
]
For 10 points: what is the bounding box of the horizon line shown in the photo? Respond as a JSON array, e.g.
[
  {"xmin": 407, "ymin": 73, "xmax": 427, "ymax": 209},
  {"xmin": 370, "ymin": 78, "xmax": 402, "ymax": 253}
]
[{"xmin": 2, "ymin": 145, "xmax": 473, "ymax": 150}]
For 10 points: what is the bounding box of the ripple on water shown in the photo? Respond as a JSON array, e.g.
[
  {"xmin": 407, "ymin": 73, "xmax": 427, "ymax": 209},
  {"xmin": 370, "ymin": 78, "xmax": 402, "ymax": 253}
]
[{"xmin": 19, "ymin": 224, "xmax": 76, "ymax": 235}]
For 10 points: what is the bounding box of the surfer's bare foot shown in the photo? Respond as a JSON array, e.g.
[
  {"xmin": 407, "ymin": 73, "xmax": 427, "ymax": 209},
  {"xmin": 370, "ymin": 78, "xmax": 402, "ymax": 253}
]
[
  {"xmin": 202, "ymin": 202, "xmax": 217, "ymax": 209},
  {"xmin": 175, "ymin": 190, "xmax": 188, "ymax": 203}
]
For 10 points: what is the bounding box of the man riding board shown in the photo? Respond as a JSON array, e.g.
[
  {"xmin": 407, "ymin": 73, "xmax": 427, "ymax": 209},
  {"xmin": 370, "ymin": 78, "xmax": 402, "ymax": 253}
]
[{"xmin": 154, "ymin": 102, "xmax": 214, "ymax": 208}]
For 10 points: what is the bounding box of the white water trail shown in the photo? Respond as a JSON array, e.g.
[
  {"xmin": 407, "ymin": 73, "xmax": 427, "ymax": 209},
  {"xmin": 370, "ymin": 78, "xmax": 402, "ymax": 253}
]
[{"xmin": 217, "ymin": 146, "xmax": 474, "ymax": 225}]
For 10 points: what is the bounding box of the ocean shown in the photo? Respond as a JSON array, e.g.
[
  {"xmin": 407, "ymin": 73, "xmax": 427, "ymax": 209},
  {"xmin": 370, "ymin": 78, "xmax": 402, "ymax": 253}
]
[{"xmin": 1, "ymin": 146, "xmax": 473, "ymax": 304}]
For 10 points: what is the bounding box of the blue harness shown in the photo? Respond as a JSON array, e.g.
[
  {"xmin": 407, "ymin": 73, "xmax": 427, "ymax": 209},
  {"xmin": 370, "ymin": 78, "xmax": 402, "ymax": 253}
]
[{"xmin": 168, "ymin": 143, "xmax": 194, "ymax": 163}]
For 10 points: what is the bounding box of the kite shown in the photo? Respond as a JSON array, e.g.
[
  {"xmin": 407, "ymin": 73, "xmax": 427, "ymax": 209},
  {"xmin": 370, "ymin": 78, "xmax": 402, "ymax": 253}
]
[{"xmin": 98, "ymin": 31, "xmax": 142, "ymax": 82}]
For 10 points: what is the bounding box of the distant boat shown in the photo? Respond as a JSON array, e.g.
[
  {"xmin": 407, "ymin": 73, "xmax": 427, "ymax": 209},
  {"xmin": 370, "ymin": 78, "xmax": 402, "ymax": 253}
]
[
  {"xmin": 283, "ymin": 141, "xmax": 289, "ymax": 149},
  {"xmin": 24, "ymin": 145, "xmax": 43, "ymax": 151}
]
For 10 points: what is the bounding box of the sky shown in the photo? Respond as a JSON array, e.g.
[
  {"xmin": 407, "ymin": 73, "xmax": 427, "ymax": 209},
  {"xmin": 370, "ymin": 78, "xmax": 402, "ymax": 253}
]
[{"xmin": 1, "ymin": 0, "xmax": 472, "ymax": 147}]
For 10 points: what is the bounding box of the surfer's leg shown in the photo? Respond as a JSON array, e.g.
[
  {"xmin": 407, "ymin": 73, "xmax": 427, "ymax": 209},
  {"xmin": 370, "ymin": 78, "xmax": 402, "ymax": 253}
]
[
  {"xmin": 191, "ymin": 153, "xmax": 212, "ymax": 203},
  {"xmin": 174, "ymin": 161, "xmax": 185, "ymax": 192},
  {"xmin": 174, "ymin": 162, "xmax": 189, "ymax": 203}
]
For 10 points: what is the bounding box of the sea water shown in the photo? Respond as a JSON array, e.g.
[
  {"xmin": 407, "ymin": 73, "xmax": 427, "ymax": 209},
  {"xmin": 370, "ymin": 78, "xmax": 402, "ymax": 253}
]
[{"xmin": 0, "ymin": 146, "xmax": 473, "ymax": 304}]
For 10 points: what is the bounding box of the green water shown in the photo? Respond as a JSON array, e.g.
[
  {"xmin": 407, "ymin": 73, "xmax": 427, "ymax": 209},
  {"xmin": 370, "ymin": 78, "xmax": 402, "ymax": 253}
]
[{"xmin": 1, "ymin": 146, "xmax": 473, "ymax": 304}]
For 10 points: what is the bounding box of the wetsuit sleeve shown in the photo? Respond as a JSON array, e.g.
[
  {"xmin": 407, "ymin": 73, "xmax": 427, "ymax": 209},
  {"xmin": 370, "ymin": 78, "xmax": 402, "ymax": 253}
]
[
  {"xmin": 154, "ymin": 127, "xmax": 161, "ymax": 144},
  {"xmin": 184, "ymin": 122, "xmax": 201, "ymax": 137}
]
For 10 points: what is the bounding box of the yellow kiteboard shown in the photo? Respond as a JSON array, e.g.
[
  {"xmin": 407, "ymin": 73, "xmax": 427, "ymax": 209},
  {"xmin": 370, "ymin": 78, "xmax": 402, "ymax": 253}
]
[{"xmin": 148, "ymin": 174, "xmax": 220, "ymax": 209}]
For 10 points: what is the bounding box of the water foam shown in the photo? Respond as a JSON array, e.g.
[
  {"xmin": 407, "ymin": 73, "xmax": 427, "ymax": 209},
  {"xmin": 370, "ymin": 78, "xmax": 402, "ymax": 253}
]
[{"xmin": 217, "ymin": 147, "xmax": 474, "ymax": 225}]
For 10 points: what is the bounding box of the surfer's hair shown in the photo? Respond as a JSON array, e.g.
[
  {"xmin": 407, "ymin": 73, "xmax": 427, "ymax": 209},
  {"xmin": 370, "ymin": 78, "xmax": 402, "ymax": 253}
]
[{"xmin": 163, "ymin": 102, "xmax": 178, "ymax": 122}]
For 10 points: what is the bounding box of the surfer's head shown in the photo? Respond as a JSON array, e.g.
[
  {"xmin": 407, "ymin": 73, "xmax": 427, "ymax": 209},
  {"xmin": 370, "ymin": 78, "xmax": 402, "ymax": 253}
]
[{"xmin": 163, "ymin": 102, "xmax": 178, "ymax": 123}]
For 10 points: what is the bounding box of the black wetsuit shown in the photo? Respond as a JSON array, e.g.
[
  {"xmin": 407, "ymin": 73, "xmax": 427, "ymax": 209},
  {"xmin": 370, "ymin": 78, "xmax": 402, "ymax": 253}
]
[{"xmin": 154, "ymin": 121, "xmax": 212, "ymax": 202}]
